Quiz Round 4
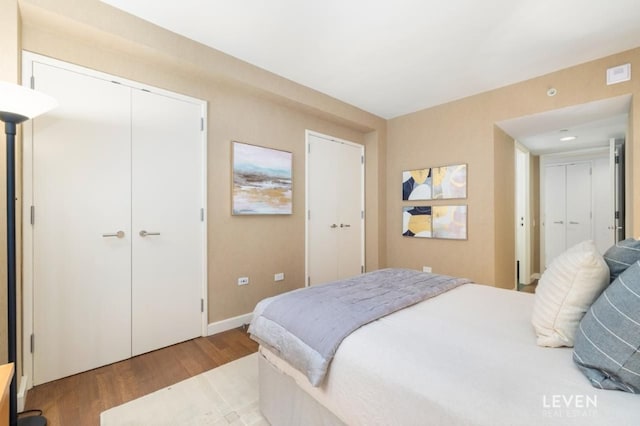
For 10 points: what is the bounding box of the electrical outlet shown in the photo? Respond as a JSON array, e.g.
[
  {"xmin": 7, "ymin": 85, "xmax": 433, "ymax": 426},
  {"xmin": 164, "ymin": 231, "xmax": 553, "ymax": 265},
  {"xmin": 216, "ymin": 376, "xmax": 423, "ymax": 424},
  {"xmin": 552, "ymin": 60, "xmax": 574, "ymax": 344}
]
[
  {"xmin": 274, "ymin": 272, "xmax": 285, "ymax": 281},
  {"xmin": 422, "ymin": 266, "xmax": 432, "ymax": 273},
  {"xmin": 238, "ymin": 277, "xmax": 249, "ymax": 286}
]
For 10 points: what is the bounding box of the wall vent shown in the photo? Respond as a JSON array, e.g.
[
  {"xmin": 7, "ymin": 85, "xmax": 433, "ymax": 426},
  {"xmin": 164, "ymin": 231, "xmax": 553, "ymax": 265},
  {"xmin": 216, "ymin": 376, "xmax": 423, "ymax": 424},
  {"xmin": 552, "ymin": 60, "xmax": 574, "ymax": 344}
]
[{"xmin": 606, "ymin": 63, "xmax": 631, "ymax": 85}]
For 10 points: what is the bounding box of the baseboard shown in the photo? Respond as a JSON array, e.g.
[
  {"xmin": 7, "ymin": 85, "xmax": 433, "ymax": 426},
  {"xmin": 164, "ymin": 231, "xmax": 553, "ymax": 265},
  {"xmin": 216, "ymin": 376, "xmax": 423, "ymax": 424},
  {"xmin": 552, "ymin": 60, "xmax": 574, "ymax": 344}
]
[
  {"xmin": 18, "ymin": 375, "xmax": 27, "ymax": 412},
  {"xmin": 531, "ymin": 273, "xmax": 541, "ymax": 280},
  {"xmin": 207, "ymin": 313, "xmax": 253, "ymax": 336}
]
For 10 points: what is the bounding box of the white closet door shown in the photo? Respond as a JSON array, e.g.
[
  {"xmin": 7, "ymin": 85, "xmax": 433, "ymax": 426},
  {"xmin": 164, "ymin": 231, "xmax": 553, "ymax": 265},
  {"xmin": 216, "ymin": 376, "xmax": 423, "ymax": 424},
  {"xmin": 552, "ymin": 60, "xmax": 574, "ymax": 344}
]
[
  {"xmin": 336, "ymin": 143, "xmax": 364, "ymax": 280},
  {"xmin": 307, "ymin": 133, "xmax": 364, "ymax": 286},
  {"xmin": 131, "ymin": 90, "xmax": 204, "ymax": 356},
  {"xmin": 32, "ymin": 63, "xmax": 132, "ymax": 384},
  {"xmin": 566, "ymin": 163, "xmax": 592, "ymax": 249},
  {"xmin": 307, "ymin": 135, "xmax": 340, "ymax": 285},
  {"xmin": 544, "ymin": 165, "xmax": 566, "ymax": 267}
]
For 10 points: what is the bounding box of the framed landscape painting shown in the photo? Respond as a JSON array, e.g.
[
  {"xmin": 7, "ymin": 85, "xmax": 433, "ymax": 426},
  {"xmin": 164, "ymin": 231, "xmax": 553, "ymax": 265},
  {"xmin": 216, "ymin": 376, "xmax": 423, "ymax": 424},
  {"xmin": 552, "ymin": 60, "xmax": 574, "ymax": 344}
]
[{"xmin": 232, "ymin": 141, "xmax": 293, "ymax": 215}]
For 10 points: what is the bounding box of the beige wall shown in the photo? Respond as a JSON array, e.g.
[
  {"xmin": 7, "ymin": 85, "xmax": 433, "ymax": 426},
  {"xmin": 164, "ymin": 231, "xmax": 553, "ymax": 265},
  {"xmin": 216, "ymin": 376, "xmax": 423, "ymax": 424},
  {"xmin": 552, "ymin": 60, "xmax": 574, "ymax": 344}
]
[
  {"xmin": 387, "ymin": 48, "xmax": 640, "ymax": 288},
  {"xmin": 493, "ymin": 125, "xmax": 515, "ymax": 289},
  {"xmin": 205, "ymin": 88, "xmax": 368, "ymax": 319},
  {"xmin": 12, "ymin": 0, "xmax": 386, "ymax": 331},
  {"xmin": 2, "ymin": 0, "xmax": 639, "ymax": 365}
]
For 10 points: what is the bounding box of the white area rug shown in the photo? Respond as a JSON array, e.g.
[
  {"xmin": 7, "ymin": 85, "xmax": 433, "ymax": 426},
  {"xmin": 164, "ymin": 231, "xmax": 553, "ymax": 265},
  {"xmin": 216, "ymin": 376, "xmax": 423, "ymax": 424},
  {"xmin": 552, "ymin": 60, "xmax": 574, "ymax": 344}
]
[{"xmin": 101, "ymin": 353, "xmax": 268, "ymax": 425}]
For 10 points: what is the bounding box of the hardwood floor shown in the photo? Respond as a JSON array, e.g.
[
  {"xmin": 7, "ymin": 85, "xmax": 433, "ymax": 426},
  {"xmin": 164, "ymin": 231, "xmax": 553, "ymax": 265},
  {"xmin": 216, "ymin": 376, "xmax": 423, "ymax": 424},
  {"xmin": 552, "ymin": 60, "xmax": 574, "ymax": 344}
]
[
  {"xmin": 518, "ymin": 279, "xmax": 538, "ymax": 294},
  {"xmin": 22, "ymin": 327, "xmax": 258, "ymax": 426}
]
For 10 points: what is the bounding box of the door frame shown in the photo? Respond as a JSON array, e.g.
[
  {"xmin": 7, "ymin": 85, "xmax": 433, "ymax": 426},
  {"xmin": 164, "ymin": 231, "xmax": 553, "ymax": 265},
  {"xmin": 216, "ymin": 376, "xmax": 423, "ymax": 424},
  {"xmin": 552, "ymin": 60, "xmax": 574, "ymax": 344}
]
[
  {"xmin": 514, "ymin": 142, "xmax": 531, "ymax": 287},
  {"xmin": 304, "ymin": 130, "xmax": 365, "ymax": 287},
  {"xmin": 20, "ymin": 51, "xmax": 208, "ymax": 392},
  {"xmin": 611, "ymin": 138, "xmax": 626, "ymax": 242}
]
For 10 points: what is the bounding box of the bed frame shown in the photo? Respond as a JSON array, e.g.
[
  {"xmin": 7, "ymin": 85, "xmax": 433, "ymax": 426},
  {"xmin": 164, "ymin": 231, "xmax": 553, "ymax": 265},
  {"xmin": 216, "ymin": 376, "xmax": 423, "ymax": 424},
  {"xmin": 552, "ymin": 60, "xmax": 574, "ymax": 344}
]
[
  {"xmin": 258, "ymin": 352, "xmax": 346, "ymax": 426},
  {"xmin": 252, "ymin": 279, "xmax": 638, "ymax": 425}
]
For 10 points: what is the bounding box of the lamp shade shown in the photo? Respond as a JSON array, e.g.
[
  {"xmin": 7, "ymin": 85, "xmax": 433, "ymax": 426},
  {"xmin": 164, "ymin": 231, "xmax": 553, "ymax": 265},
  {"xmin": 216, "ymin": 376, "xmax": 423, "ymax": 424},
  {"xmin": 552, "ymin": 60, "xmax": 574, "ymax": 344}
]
[{"xmin": 0, "ymin": 81, "xmax": 58, "ymax": 123}]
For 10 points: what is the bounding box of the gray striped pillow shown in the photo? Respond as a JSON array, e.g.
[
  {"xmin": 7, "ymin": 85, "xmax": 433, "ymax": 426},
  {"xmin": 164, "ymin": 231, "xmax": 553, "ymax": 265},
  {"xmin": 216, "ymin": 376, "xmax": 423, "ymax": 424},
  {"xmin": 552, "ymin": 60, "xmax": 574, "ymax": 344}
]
[
  {"xmin": 573, "ymin": 260, "xmax": 640, "ymax": 393},
  {"xmin": 603, "ymin": 238, "xmax": 640, "ymax": 283}
]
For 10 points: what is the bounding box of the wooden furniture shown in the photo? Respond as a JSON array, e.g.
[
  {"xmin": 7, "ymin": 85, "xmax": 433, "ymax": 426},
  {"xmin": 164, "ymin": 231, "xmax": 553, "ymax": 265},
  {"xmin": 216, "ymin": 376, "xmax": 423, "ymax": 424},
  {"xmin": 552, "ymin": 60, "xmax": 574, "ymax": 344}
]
[{"xmin": 0, "ymin": 363, "xmax": 14, "ymax": 426}]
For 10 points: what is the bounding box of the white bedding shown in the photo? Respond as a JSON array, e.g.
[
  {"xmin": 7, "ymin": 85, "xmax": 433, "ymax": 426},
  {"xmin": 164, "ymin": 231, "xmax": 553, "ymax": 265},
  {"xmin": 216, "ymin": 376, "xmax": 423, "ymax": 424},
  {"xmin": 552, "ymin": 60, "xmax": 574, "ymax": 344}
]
[{"xmin": 261, "ymin": 284, "xmax": 639, "ymax": 425}]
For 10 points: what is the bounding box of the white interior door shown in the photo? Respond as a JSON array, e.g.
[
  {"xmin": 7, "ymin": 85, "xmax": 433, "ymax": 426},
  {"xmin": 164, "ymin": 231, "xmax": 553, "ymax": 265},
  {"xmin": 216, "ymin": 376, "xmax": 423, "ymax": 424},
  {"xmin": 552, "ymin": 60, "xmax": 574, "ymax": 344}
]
[
  {"xmin": 544, "ymin": 165, "xmax": 566, "ymax": 267},
  {"xmin": 26, "ymin": 53, "xmax": 207, "ymax": 384},
  {"xmin": 565, "ymin": 163, "xmax": 592, "ymax": 249},
  {"xmin": 336, "ymin": 143, "xmax": 364, "ymax": 279},
  {"xmin": 307, "ymin": 136, "xmax": 340, "ymax": 285},
  {"xmin": 131, "ymin": 90, "xmax": 205, "ymax": 356},
  {"xmin": 32, "ymin": 62, "xmax": 132, "ymax": 385},
  {"xmin": 593, "ymin": 152, "xmax": 615, "ymax": 253},
  {"xmin": 307, "ymin": 132, "xmax": 364, "ymax": 286},
  {"xmin": 515, "ymin": 146, "xmax": 531, "ymax": 284}
]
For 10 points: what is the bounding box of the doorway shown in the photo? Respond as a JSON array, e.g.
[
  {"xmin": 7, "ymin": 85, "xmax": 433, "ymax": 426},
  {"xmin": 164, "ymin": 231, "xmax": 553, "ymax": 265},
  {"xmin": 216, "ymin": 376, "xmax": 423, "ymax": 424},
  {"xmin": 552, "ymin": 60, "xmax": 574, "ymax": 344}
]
[
  {"xmin": 305, "ymin": 131, "xmax": 365, "ymax": 286},
  {"xmin": 499, "ymin": 95, "xmax": 630, "ymax": 287}
]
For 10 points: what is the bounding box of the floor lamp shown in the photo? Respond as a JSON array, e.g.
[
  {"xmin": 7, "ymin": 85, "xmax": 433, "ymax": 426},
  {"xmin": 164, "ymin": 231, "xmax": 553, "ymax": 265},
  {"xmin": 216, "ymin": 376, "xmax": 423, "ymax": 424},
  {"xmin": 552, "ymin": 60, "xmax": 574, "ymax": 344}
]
[{"xmin": 0, "ymin": 81, "xmax": 57, "ymax": 426}]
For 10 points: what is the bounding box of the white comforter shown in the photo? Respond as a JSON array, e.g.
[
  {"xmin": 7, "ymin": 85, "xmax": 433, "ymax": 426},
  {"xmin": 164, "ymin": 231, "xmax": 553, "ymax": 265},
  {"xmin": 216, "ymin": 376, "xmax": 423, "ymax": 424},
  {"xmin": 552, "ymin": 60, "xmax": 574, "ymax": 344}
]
[{"xmin": 261, "ymin": 284, "xmax": 639, "ymax": 425}]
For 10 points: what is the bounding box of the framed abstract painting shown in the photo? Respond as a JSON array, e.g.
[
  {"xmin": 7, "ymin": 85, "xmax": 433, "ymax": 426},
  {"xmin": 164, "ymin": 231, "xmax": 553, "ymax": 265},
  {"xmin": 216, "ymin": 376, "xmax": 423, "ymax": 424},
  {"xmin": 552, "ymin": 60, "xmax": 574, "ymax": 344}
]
[
  {"xmin": 432, "ymin": 164, "xmax": 467, "ymax": 199},
  {"xmin": 232, "ymin": 141, "xmax": 293, "ymax": 215},
  {"xmin": 402, "ymin": 168, "xmax": 431, "ymax": 200},
  {"xmin": 403, "ymin": 205, "xmax": 467, "ymax": 240},
  {"xmin": 402, "ymin": 164, "xmax": 467, "ymax": 200}
]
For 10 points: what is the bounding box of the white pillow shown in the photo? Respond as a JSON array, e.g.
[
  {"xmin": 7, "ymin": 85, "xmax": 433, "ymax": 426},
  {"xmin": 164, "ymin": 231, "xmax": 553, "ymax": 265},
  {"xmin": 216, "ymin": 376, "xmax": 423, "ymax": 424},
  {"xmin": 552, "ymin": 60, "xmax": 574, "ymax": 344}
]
[{"xmin": 532, "ymin": 240, "xmax": 609, "ymax": 347}]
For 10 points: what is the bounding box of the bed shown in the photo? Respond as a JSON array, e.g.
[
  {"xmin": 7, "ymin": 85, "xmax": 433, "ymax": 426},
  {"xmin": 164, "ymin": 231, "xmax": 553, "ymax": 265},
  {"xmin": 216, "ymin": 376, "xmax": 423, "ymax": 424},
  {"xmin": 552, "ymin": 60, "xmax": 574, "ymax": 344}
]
[{"xmin": 250, "ymin": 268, "xmax": 639, "ymax": 425}]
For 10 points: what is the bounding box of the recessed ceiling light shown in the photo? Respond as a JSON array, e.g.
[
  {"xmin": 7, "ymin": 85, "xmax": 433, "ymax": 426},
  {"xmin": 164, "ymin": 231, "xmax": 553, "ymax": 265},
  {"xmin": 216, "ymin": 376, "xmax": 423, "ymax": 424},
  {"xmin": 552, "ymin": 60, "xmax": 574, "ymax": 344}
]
[{"xmin": 560, "ymin": 136, "xmax": 577, "ymax": 142}]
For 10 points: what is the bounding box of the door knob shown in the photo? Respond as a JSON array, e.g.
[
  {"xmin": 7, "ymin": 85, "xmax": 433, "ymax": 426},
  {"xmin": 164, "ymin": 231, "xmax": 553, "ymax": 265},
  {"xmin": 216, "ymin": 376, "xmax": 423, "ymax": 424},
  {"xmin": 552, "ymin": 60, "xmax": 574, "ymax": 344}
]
[
  {"xmin": 139, "ymin": 230, "xmax": 161, "ymax": 237},
  {"xmin": 102, "ymin": 231, "xmax": 125, "ymax": 238},
  {"xmin": 330, "ymin": 224, "xmax": 338, "ymax": 228},
  {"xmin": 340, "ymin": 224, "xmax": 351, "ymax": 228}
]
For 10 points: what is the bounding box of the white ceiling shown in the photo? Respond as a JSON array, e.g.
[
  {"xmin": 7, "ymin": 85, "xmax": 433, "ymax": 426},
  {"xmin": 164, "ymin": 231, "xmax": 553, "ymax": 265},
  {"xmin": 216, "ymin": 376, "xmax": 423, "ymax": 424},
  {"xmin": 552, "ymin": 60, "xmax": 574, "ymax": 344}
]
[
  {"xmin": 101, "ymin": 0, "xmax": 640, "ymax": 120},
  {"xmin": 497, "ymin": 95, "xmax": 630, "ymax": 155}
]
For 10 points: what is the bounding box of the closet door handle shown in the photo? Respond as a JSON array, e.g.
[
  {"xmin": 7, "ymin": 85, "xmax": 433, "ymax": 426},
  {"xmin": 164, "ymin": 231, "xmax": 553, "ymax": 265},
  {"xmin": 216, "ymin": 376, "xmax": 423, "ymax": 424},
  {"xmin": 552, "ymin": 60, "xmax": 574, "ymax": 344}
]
[
  {"xmin": 139, "ymin": 230, "xmax": 161, "ymax": 237},
  {"xmin": 330, "ymin": 224, "xmax": 338, "ymax": 228},
  {"xmin": 569, "ymin": 221, "xmax": 579, "ymax": 225},
  {"xmin": 340, "ymin": 224, "xmax": 351, "ymax": 228},
  {"xmin": 553, "ymin": 221, "xmax": 564, "ymax": 224},
  {"xmin": 102, "ymin": 231, "xmax": 125, "ymax": 238}
]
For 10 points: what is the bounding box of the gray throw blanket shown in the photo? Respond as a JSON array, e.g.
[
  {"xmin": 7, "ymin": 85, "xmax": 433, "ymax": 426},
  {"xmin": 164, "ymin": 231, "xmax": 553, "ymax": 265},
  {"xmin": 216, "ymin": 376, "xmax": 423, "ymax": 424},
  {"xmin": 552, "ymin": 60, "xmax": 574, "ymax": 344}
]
[{"xmin": 249, "ymin": 268, "xmax": 470, "ymax": 386}]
